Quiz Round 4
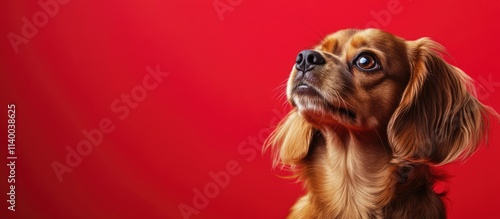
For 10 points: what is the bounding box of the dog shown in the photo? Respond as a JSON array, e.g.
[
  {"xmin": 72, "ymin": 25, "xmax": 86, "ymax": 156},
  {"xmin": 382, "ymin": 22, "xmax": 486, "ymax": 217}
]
[{"xmin": 265, "ymin": 29, "xmax": 498, "ymax": 219}]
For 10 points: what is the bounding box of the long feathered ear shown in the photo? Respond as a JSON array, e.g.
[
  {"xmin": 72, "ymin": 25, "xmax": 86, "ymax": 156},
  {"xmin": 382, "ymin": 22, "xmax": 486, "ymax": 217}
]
[
  {"xmin": 388, "ymin": 38, "xmax": 498, "ymax": 165},
  {"xmin": 264, "ymin": 109, "xmax": 314, "ymax": 167}
]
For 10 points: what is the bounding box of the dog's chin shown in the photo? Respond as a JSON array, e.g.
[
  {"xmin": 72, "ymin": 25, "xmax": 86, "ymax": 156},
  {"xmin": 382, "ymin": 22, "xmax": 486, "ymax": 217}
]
[{"xmin": 291, "ymin": 91, "xmax": 356, "ymax": 127}]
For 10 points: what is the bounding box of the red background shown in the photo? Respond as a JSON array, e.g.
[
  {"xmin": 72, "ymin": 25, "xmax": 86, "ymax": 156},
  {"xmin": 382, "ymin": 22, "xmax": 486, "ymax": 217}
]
[{"xmin": 1, "ymin": 0, "xmax": 500, "ymax": 218}]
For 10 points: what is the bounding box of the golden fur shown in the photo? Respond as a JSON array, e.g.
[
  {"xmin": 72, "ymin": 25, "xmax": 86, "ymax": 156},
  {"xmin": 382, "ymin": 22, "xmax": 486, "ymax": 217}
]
[{"xmin": 265, "ymin": 29, "xmax": 498, "ymax": 219}]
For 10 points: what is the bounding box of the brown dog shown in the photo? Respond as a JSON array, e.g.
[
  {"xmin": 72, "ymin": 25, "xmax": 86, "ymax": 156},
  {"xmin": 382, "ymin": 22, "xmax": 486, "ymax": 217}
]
[{"xmin": 265, "ymin": 29, "xmax": 498, "ymax": 219}]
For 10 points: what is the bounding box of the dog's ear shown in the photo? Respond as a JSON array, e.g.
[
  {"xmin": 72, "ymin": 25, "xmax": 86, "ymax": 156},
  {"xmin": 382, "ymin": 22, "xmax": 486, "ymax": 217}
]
[
  {"xmin": 264, "ymin": 109, "xmax": 314, "ymax": 167},
  {"xmin": 387, "ymin": 38, "xmax": 497, "ymax": 165}
]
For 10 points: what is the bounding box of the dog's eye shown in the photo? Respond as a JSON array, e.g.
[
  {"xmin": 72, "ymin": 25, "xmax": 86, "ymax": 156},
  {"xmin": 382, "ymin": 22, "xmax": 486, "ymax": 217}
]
[{"xmin": 354, "ymin": 53, "xmax": 380, "ymax": 71}]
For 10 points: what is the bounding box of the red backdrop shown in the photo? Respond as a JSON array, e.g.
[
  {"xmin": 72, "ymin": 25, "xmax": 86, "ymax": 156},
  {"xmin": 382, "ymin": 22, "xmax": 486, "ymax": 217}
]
[{"xmin": 1, "ymin": 0, "xmax": 500, "ymax": 218}]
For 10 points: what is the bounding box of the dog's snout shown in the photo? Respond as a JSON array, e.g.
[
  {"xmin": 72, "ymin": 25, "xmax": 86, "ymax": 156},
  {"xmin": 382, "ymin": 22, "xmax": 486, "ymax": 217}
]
[{"xmin": 296, "ymin": 50, "xmax": 325, "ymax": 72}]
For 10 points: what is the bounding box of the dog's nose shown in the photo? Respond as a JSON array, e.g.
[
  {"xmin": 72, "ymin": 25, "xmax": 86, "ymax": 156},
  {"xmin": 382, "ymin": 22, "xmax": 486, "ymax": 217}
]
[{"xmin": 295, "ymin": 50, "xmax": 325, "ymax": 72}]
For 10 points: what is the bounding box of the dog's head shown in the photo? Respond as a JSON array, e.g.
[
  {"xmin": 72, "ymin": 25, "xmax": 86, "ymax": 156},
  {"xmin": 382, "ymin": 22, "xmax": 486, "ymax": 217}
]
[
  {"xmin": 267, "ymin": 29, "xmax": 496, "ymax": 166},
  {"xmin": 288, "ymin": 29, "xmax": 410, "ymax": 131}
]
